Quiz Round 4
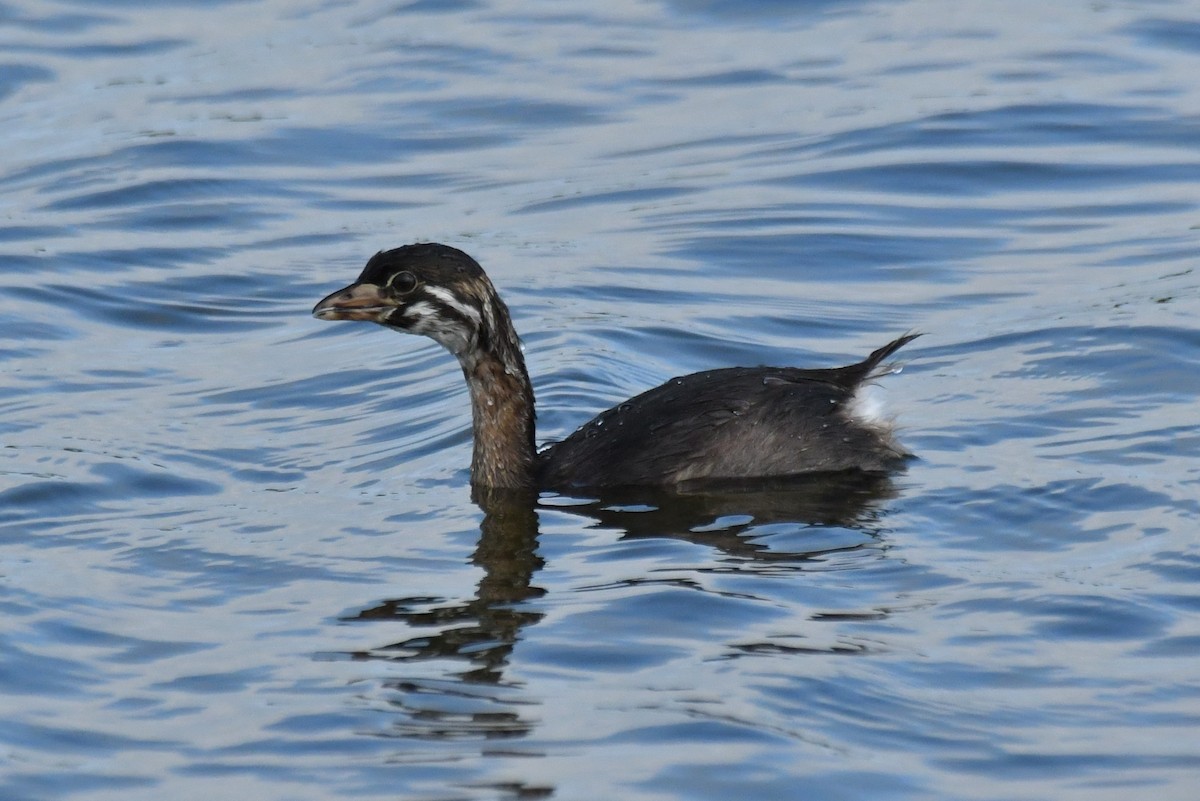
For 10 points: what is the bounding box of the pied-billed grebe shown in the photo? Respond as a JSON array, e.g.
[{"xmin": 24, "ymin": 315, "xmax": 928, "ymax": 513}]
[{"xmin": 313, "ymin": 243, "xmax": 918, "ymax": 491}]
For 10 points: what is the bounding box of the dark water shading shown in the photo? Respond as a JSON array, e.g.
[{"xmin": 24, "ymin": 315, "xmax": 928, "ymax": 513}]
[
  {"xmin": 553, "ymin": 470, "xmax": 902, "ymax": 550},
  {"xmin": 316, "ymin": 472, "xmax": 947, "ymax": 795},
  {"xmin": 333, "ymin": 472, "xmax": 901, "ymax": 667}
]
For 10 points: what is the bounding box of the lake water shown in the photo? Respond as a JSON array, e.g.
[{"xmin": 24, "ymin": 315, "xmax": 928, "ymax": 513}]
[{"xmin": 2, "ymin": 1, "xmax": 1199, "ymax": 799}]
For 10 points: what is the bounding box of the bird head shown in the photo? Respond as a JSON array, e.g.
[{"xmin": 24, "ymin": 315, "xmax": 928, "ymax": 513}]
[{"xmin": 313, "ymin": 243, "xmax": 503, "ymax": 359}]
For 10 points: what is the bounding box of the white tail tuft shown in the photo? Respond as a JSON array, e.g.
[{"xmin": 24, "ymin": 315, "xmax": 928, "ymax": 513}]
[{"xmin": 846, "ymin": 384, "xmax": 890, "ymax": 430}]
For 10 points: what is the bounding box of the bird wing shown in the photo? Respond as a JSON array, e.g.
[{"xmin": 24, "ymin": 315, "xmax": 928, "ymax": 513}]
[{"xmin": 538, "ymin": 368, "xmax": 861, "ymax": 488}]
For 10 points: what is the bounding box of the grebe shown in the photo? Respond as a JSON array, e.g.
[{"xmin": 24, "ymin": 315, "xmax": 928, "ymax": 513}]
[{"xmin": 313, "ymin": 243, "xmax": 918, "ymax": 491}]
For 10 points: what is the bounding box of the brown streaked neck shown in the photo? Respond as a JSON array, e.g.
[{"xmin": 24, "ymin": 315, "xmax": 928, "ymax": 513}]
[{"xmin": 460, "ymin": 348, "xmax": 538, "ymax": 491}]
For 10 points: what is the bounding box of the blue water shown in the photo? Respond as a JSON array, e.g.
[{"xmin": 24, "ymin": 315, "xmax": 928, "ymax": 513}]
[{"xmin": 3, "ymin": 1, "xmax": 1200, "ymax": 799}]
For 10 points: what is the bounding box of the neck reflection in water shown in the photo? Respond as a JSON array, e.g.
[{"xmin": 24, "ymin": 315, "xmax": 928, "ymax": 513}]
[{"xmin": 331, "ymin": 471, "xmax": 901, "ymax": 743}]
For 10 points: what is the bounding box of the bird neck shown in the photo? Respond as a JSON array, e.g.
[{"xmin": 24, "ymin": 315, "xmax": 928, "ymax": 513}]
[{"xmin": 459, "ymin": 336, "xmax": 538, "ymax": 491}]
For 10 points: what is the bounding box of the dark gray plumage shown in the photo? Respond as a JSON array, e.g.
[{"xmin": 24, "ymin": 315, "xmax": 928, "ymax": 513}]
[
  {"xmin": 313, "ymin": 243, "xmax": 918, "ymax": 492},
  {"xmin": 538, "ymin": 336, "xmax": 916, "ymax": 489}
]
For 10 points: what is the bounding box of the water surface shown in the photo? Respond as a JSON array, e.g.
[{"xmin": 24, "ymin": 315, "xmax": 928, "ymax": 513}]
[{"xmin": 2, "ymin": 1, "xmax": 1199, "ymax": 799}]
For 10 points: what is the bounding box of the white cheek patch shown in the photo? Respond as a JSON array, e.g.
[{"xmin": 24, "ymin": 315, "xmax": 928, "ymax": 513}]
[
  {"xmin": 403, "ymin": 300, "xmax": 473, "ymax": 355},
  {"xmin": 425, "ymin": 285, "xmax": 482, "ymax": 327},
  {"xmin": 402, "ymin": 300, "xmax": 436, "ymax": 327}
]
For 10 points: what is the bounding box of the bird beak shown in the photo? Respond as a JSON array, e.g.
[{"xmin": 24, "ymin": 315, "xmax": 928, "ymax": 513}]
[{"xmin": 312, "ymin": 283, "xmax": 391, "ymax": 322}]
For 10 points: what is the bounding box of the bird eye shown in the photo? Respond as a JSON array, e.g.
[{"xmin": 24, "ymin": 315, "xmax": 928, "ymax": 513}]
[{"xmin": 389, "ymin": 271, "xmax": 418, "ymax": 294}]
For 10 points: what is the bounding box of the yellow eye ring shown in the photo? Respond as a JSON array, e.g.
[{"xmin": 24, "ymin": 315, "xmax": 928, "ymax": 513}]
[{"xmin": 388, "ymin": 271, "xmax": 418, "ymax": 294}]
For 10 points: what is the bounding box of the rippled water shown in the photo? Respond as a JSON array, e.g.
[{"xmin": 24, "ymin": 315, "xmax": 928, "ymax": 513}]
[{"xmin": 3, "ymin": 1, "xmax": 1200, "ymax": 799}]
